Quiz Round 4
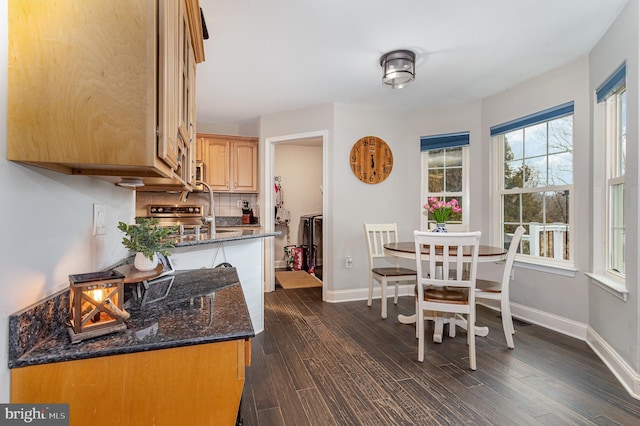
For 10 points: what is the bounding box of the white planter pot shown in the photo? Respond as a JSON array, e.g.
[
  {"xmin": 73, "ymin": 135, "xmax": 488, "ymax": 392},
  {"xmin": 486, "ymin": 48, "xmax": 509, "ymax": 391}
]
[
  {"xmin": 432, "ymin": 223, "xmax": 448, "ymax": 233},
  {"xmin": 134, "ymin": 252, "xmax": 159, "ymax": 271}
]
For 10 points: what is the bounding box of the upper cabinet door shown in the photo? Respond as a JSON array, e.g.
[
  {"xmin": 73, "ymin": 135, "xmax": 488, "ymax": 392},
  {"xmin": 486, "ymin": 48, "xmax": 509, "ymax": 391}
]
[
  {"xmin": 204, "ymin": 138, "xmax": 232, "ymax": 191},
  {"xmin": 7, "ymin": 0, "xmax": 162, "ymax": 172},
  {"xmin": 232, "ymin": 141, "xmax": 259, "ymax": 192},
  {"xmin": 161, "ymin": 0, "xmax": 200, "ymax": 186},
  {"xmin": 198, "ymin": 135, "xmax": 259, "ymax": 193},
  {"xmin": 8, "ymin": 0, "xmax": 204, "ymax": 189}
]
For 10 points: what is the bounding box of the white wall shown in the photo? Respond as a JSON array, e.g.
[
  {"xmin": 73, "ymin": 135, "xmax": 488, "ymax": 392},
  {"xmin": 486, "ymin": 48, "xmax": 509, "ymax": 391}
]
[
  {"xmin": 196, "ymin": 121, "xmax": 241, "ymax": 136},
  {"xmin": 0, "ymin": 1, "xmax": 134, "ymax": 400},
  {"xmin": 259, "ymin": 104, "xmax": 334, "ymax": 294},
  {"xmin": 480, "ymin": 57, "xmax": 592, "ymax": 325},
  {"xmin": 588, "ymin": 0, "xmax": 639, "ymax": 380},
  {"xmin": 273, "ymin": 144, "xmax": 323, "ymax": 267},
  {"xmin": 327, "ymin": 104, "xmax": 417, "ymax": 299}
]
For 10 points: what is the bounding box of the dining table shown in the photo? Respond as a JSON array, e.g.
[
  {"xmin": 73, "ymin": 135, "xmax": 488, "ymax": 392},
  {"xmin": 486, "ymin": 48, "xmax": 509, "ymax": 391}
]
[{"xmin": 383, "ymin": 241, "xmax": 508, "ymax": 343}]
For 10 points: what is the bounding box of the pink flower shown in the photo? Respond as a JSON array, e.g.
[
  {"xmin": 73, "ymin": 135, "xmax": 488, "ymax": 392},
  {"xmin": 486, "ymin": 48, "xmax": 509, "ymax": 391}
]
[{"xmin": 423, "ymin": 197, "xmax": 462, "ymax": 223}]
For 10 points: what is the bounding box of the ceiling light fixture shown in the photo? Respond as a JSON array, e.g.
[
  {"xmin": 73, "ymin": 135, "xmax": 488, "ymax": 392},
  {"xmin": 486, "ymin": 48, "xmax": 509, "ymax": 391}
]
[{"xmin": 380, "ymin": 49, "xmax": 416, "ymax": 89}]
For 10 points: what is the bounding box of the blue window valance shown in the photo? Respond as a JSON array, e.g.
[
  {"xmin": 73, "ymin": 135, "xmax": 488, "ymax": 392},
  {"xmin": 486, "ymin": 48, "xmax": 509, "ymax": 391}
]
[
  {"xmin": 420, "ymin": 131, "xmax": 469, "ymax": 152},
  {"xmin": 490, "ymin": 101, "xmax": 574, "ymax": 136},
  {"xmin": 596, "ymin": 62, "xmax": 626, "ymax": 103}
]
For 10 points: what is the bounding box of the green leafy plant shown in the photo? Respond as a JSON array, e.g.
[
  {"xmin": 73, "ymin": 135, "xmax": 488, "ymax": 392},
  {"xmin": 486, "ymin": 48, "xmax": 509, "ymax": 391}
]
[{"xmin": 117, "ymin": 218, "xmax": 177, "ymax": 260}]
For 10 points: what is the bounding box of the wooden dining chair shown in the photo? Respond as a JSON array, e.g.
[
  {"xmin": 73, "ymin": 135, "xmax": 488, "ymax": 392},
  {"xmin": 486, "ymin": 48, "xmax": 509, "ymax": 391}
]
[
  {"xmin": 413, "ymin": 230, "xmax": 481, "ymax": 370},
  {"xmin": 476, "ymin": 225, "xmax": 525, "ymax": 349},
  {"xmin": 428, "ymin": 223, "xmax": 469, "ymax": 284},
  {"xmin": 364, "ymin": 223, "xmax": 417, "ymax": 319}
]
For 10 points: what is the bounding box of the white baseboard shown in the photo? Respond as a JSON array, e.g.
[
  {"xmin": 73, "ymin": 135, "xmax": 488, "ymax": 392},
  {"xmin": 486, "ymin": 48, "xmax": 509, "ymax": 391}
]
[
  {"xmin": 323, "ymin": 286, "xmax": 639, "ymax": 400},
  {"xmin": 324, "ymin": 284, "xmax": 414, "ymax": 303},
  {"xmin": 587, "ymin": 327, "xmax": 640, "ymax": 400},
  {"xmin": 508, "ymin": 302, "xmax": 588, "ymax": 341}
]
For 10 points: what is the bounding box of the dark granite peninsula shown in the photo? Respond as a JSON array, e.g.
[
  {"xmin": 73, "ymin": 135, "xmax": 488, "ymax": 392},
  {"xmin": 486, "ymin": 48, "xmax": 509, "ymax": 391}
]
[
  {"xmin": 9, "ymin": 267, "xmax": 253, "ymax": 425},
  {"xmin": 168, "ymin": 229, "xmax": 278, "ymax": 334}
]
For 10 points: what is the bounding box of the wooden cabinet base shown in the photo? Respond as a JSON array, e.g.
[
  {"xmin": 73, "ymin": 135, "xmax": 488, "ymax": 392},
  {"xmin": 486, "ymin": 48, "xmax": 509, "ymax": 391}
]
[{"xmin": 11, "ymin": 339, "xmax": 251, "ymax": 426}]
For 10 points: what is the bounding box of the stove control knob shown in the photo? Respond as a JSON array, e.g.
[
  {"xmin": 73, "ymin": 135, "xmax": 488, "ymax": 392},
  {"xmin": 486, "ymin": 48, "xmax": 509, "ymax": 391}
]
[
  {"xmin": 188, "ymin": 207, "xmax": 194, "ymax": 212},
  {"xmin": 157, "ymin": 207, "xmax": 164, "ymax": 212}
]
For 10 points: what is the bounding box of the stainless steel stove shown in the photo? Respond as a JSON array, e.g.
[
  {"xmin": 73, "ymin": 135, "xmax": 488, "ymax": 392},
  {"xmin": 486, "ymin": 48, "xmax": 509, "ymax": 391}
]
[{"xmin": 144, "ymin": 204, "xmax": 208, "ymax": 234}]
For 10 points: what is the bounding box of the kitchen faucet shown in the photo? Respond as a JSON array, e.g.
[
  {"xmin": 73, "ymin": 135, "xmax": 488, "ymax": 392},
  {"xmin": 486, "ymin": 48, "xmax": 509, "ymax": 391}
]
[{"xmin": 197, "ymin": 180, "xmax": 216, "ymax": 234}]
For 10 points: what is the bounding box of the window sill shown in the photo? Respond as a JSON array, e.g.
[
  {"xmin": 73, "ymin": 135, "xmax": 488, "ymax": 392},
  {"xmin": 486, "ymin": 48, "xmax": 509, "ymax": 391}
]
[
  {"xmin": 513, "ymin": 259, "xmax": 578, "ymax": 278},
  {"xmin": 585, "ymin": 272, "xmax": 628, "ymax": 301}
]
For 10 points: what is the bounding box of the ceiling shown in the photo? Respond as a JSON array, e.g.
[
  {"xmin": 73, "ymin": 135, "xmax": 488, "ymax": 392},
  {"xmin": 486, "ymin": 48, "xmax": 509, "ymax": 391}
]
[{"xmin": 196, "ymin": 0, "xmax": 628, "ymax": 127}]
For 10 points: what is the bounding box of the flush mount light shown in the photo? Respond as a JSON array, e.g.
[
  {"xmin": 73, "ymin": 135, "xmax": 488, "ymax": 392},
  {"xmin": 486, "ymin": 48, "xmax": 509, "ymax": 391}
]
[
  {"xmin": 117, "ymin": 178, "xmax": 144, "ymax": 188},
  {"xmin": 380, "ymin": 49, "xmax": 416, "ymax": 89}
]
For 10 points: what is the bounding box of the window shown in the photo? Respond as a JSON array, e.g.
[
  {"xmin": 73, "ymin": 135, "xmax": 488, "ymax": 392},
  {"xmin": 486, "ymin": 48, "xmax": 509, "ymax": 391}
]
[
  {"xmin": 421, "ymin": 132, "xmax": 469, "ymax": 229},
  {"xmin": 598, "ymin": 63, "xmax": 626, "ymax": 279},
  {"xmin": 607, "ymin": 88, "xmax": 626, "ymax": 276},
  {"xmin": 491, "ymin": 103, "xmax": 574, "ymax": 262}
]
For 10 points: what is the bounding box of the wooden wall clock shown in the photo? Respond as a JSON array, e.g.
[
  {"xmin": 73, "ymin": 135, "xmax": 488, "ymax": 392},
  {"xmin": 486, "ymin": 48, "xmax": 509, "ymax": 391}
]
[{"xmin": 349, "ymin": 136, "xmax": 393, "ymax": 184}]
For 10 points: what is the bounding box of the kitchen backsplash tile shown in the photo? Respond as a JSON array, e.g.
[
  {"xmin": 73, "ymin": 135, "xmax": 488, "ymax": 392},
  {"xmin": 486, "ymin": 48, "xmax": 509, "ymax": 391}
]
[{"xmin": 136, "ymin": 192, "xmax": 259, "ymax": 219}]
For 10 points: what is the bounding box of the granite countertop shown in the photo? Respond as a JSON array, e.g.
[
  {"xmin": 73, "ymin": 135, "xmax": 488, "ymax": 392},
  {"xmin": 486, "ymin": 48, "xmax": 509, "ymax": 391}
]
[
  {"xmin": 170, "ymin": 228, "xmax": 279, "ymax": 248},
  {"xmin": 9, "ymin": 267, "xmax": 255, "ymax": 369}
]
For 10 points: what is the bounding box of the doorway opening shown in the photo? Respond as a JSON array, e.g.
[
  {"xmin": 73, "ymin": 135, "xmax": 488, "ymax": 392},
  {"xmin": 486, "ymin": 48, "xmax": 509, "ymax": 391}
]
[{"xmin": 264, "ymin": 131, "xmax": 328, "ymax": 299}]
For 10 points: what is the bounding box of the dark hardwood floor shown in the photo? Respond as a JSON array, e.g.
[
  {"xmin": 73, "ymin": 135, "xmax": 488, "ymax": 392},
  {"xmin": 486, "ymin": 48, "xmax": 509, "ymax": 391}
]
[{"xmin": 240, "ymin": 287, "xmax": 640, "ymax": 425}]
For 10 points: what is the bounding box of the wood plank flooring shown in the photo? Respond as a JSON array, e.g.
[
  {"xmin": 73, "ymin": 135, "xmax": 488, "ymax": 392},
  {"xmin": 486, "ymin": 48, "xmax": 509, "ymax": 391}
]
[{"xmin": 240, "ymin": 288, "xmax": 640, "ymax": 425}]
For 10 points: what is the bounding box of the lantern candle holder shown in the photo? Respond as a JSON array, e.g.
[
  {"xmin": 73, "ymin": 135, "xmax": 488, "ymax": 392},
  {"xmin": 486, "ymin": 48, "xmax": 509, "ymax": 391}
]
[{"xmin": 68, "ymin": 270, "xmax": 129, "ymax": 344}]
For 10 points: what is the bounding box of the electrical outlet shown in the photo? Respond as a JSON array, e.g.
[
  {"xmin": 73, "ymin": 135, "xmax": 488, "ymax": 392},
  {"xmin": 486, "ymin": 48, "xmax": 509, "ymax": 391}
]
[
  {"xmin": 345, "ymin": 256, "xmax": 353, "ymax": 269},
  {"xmin": 236, "ymin": 200, "xmax": 243, "ymax": 208},
  {"xmin": 93, "ymin": 204, "xmax": 106, "ymax": 236}
]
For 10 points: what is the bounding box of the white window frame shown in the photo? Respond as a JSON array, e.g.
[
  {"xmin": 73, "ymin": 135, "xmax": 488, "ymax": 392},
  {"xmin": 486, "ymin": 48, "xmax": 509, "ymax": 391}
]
[
  {"xmin": 605, "ymin": 88, "xmax": 626, "ymax": 279},
  {"xmin": 587, "ymin": 64, "xmax": 627, "ymax": 300},
  {"xmin": 421, "ymin": 146, "xmax": 469, "ymax": 230},
  {"xmin": 492, "ymin": 109, "xmax": 575, "ymax": 269}
]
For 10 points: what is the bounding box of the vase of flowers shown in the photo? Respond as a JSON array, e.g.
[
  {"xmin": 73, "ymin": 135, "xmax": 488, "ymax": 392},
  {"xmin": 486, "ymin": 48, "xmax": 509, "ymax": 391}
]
[
  {"xmin": 117, "ymin": 218, "xmax": 177, "ymax": 271},
  {"xmin": 424, "ymin": 197, "xmax": 462, "ymax": 232}
]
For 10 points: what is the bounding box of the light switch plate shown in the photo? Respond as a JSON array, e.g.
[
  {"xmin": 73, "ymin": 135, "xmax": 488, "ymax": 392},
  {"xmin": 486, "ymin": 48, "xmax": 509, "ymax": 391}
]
[{"xmin": 93, "ymin": 204, "xmax": 106, "ymax": 235}]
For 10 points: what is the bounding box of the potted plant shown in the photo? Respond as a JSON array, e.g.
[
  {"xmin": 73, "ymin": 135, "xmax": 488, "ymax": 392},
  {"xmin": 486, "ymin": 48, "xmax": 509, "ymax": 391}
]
[
  {"xmin": 423, "ymin": 197, "xmax": 462, "ymax": 232},
  {"xmin": 117, "ymin": 218, "xmax": 177, "ymax": 271}
]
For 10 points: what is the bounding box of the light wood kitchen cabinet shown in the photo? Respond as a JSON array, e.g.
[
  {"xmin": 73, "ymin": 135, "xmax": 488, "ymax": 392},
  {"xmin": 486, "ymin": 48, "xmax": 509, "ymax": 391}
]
[
  {"xmin": 199, "ymin": 134, "xmax": 259, "ymax": 192},
  {"xmin": 7, "ymin": 0, "xmax": 204, "ymax": 189},
  {"xmin": 11, "ymin": 339, "xmax": 251, "ymax": 426}
]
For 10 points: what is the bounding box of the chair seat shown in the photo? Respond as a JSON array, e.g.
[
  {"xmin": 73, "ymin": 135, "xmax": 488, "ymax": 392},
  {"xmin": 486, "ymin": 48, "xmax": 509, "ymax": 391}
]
[
  {"xmin": 476, "ymin": 278, "xmax": 502, "ymax": 293},
  {"xmin": 423, "ymin": 287, "xmax": 468, "ymax": 304},
  {"xmin": 364, "ymin": 223, "xmax": 417, "ymax": 319},
  {"xmin": 372, "ymin": 267, "xmax": 416, "ymax": 277}
]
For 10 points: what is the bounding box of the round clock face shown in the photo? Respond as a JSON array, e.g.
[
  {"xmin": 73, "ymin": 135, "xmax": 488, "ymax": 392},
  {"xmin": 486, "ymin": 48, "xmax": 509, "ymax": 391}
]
[{"xmin": 349, "ymin": 136, "xmax": 393, "ymax": 184}]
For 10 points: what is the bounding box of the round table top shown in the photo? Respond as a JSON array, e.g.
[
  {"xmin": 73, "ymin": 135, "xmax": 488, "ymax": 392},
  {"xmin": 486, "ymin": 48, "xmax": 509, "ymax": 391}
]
[
  {"xmin": 115, "ymin": 264, "xmax": 163, "ymax": 283},
  {"xmin": 384, "ymin": 242, "xmax": 507, "ymax": 258}
]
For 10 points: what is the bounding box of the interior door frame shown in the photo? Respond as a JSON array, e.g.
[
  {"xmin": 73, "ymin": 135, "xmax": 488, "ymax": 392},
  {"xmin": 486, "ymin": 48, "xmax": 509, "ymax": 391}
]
[{"xmin": 263, "ymin": 130, "xmax": 329, "ymax": 299}]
